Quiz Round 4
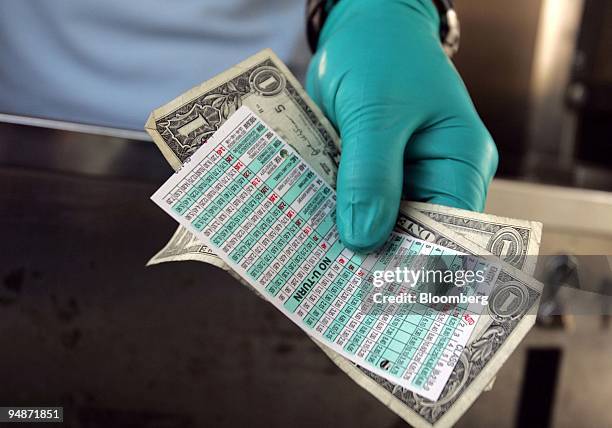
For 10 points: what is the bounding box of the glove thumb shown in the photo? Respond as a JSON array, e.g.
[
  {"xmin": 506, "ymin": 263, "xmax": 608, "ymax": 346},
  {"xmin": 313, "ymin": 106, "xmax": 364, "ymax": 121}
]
[{"xmin": 336, "ymin": 126, "xmax": 406, "ymax": 253}]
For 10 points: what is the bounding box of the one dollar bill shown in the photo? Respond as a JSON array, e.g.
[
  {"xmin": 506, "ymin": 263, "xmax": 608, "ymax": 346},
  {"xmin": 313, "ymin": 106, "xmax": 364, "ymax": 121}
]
[
  {"xmin": 145, "ymin": 49, "xmax": 542, "ymax": 427},
  {"xmin": 149, "ymin": 204, "xmax": 542, "ymax": 276}
]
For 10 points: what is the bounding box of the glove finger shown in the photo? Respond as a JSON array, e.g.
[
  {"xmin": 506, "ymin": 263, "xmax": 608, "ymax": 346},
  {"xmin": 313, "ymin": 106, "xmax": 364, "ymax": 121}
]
[
  {"xmin": 336, "ymin": 127, "xmax": 408, "ymax": 253},
  {"xmin": 402, "ymin": 121, "xmax": 498, "ymax": 211}
]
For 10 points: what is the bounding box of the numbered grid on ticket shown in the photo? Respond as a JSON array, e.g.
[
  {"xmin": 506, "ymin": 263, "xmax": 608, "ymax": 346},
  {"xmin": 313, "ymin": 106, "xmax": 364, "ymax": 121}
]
[{"xmin": 151, "ymin": 106, "xmax": 499, "ymax": 401}]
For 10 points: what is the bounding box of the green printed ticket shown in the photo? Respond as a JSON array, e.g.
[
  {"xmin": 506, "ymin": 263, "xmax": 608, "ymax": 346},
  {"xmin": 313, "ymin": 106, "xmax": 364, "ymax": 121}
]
[{"xmin": 151, "ymin": 106, "xmax": 499, "ymax": 401}]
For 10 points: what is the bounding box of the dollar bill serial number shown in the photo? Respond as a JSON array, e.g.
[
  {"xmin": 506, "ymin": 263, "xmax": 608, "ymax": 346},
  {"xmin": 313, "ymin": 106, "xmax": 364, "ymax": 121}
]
[{"xmin": 0, "ymin": 407, "xmax": 63, "ymax": 423}]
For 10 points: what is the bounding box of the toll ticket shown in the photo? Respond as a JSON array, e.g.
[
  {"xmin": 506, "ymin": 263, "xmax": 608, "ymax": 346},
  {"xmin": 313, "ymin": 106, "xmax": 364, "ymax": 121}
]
[{"xmin": 151, "ymin": 106, "xmax": 499, "ymax": 401}]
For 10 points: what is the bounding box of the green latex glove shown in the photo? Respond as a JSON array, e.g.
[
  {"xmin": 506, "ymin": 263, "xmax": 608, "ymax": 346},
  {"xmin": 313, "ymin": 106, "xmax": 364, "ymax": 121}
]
[{"xmin": 306, "ymin": 0, "xmax": 498, "ymax": 253}]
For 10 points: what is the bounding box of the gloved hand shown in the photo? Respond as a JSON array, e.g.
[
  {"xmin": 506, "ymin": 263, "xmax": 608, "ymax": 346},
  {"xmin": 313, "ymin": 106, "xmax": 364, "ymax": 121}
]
[{"xmin": 306, "ymin": 0, "xmax": 498, "ymax": 253}]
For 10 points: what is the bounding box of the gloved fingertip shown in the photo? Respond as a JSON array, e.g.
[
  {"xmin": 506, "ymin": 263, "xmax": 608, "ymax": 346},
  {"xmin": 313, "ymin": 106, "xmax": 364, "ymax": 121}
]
[{"xmin": 336, "ymin": 195, "xmax": 398, "ymax": 253}]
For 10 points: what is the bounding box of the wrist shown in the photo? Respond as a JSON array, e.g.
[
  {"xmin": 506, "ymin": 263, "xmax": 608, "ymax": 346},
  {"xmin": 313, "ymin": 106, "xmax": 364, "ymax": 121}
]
[{"xmin": 307, "ymin": 0, "xmax": 457, "ymax": 55}]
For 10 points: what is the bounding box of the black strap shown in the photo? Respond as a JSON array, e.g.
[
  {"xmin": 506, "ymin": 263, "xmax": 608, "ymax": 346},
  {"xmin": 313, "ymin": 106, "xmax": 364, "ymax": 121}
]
[
  {"xmin": 306, "ymin": 0, "xmax": 338, "ymax": 52},
  {"xmin": 432, "ymin": 0, "xmax": 454, "ymax": 44}
]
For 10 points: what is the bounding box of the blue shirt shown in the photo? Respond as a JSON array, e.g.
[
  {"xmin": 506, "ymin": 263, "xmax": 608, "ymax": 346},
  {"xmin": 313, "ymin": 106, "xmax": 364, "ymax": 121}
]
[{"xmin": 0, "ymin": 0, "xmax": 307, "ymax": 130}]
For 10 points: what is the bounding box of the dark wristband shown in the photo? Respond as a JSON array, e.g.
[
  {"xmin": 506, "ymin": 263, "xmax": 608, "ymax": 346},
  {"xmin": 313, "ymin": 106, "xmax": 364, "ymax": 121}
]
[{"xmin": 306, "ymin": 0, "xmax": 338, "ymax": 53}]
